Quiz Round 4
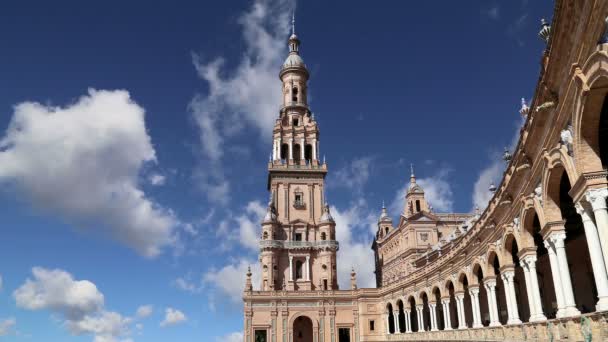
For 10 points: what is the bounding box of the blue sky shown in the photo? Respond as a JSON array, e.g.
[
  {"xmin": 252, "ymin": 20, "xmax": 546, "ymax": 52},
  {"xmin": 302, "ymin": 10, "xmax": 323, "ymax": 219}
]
[{"xmin": 0, "ymin": 0, "xmax": 554, "ymax": 341}]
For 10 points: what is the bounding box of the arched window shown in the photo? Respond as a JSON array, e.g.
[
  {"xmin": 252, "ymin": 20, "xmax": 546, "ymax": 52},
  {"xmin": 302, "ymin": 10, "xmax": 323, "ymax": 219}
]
[
  {"xmin": 385, "ymin": 227, "xmax": 389, "ymax": 235},
  {"xmin": 304, "ymin": 144, "xmax": 313, "ymax": 161},
  {"xmin": 415, "ymin": 200, "xmax": 421, "ymax": 212},
  {"xmin": 280, "ymin": 144, "xmax": 289, "ymax": 160},
  {"xmin": 321, "ymin": 232, "xmax": 326, "ymax": 240},
  {"xmin": 293, "ymin": 144, "xmax": 301, "ymax": 162},
  {"xmin": 600, "ymin": 95, "xmax": 608, "ymax": 167},
  {"xmin": 263, "ymin": 231, "xmax": 268, "ymax": 240},
  {"xmin": 295, "ymin": 260, "xmax": 303, "ymax": 279},
  {"xmin": 292, "ymin": 87, "xmax": 298, "ymax": 102}
]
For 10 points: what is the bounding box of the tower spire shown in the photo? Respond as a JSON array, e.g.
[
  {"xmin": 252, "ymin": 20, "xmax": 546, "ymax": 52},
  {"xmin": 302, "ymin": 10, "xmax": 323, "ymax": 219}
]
[
  {"xmin": 292, "ymin": 11, "xmax": 295, "ymax": 36},
  {"xmin": 410, "ymin": 164, "xmax": 416, "ymax": 184}
]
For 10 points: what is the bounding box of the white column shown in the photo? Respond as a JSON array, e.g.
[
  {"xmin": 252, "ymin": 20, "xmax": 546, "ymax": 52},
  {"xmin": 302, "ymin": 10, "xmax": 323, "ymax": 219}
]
[
  {"xmin": 316, "ymin": 140, "xmax": 320, "ymax": 162},
  {"xmin": 544, "ymin": 238, "xmax": 566, "ymax": 316},
  {"xmin": 305, "ymin": 255, "xmax": 310, "ymax": 281},
  {"xmin": 576, "ymin": 202, "xmax": 608, "ymax": 310},
  {"xmin": 272, "ymin": 139, "xmax": 276, "ymax": 160},
  {"xmin": 586, "ymin": 188, "xmax": 608, "ymax": 269},
  {"xmin": 501, "ymin": 270, "xmax": 522, "ymax": 325},
  {"xmin": 441, "ymin": 299, "xmax": 452, "ymax": 330},
  {"xmin": 300, "ymin": 137, "xmax": 305, "ymax": 160},
  {"xmin": 550, "ymin": 232, "xmax": 581, "ymax": 317},
  {"xmin": 289, "ymin": 256, "xmax": 293, "ymax": 281},
  {"xmin": 484, "ymin": 279, "xmax": 501, "ymax": 327},
  {"xmin": 312, "ymin": 138, "xmax": 317, "ymax": 161},
  {"xmin": 385, "ymin": 313, "xmax": 391, "ymax": 334},
  {"xmin": 455, "ymin": 294, "xmax": 466, "ymax": 329},
  {"xmin": 430, "ymin": 303, "xmax": 438, "ymax": 331},
  {"xmin": 393, "ymin": 310, "xmax": 400, "ymax": 333},
  {"xmin": 469, "ymin": 287, "xmax": 482, "ymax": 328},
  {"xmin": 288, "ymin": 138, "xmax": 293, "ymax": 160},
  {"xmin": 404, "ymin": 309, "xmax": 412, "ymax": 333},
  {"xmin": 416, "ymin": 305, "xmax": 425, "ymax": 331},
  {"xmin": 521, "ymin": 255, "xmax": 547, "ymax": 322}
]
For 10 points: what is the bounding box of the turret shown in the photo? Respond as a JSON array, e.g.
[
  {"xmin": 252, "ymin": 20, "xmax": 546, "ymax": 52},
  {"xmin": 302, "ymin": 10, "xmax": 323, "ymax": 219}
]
[{"xmin": 404, "ymin": 164, "xmax": 428, "ymax": 217}]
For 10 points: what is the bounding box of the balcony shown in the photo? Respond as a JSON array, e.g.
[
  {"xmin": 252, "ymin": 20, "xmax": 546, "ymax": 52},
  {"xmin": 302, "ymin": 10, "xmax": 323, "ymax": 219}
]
[{"xmin": 259, "ymin": 240, "xmax": 339, "ymax": 250}]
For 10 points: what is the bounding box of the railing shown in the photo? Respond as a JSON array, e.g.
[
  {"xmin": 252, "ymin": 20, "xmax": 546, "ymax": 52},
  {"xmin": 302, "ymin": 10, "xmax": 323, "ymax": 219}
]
[{"xmin": 259, "ymin": 240, "xmax": 339, "ymax": 250}]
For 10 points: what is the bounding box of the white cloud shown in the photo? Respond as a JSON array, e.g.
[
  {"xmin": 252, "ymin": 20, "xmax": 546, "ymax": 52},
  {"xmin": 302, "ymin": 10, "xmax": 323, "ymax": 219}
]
[
  {"xmin": 159, "ymin": 308, "xmax": 187, "ymax": 327},
  {"xmin": 14, "ymin": 267, "xmax": 133, "ymax": 342},
  {"xmin": 135, "ymin": 305, "xmax": 153, "ymax": 318},
  {"xmin": 237, "ymin": 201, "xmax": 266, "ymax": 251},
  {"xmin": 482, "ymin": 5, "xmax": 500, "ymax": 20},
  {"xmin": 390, "ymin": 167, "xmax": 454, "ymax": 215},
  {"xmin": 330, "ymin": 157, "xmax": 373, "ymax": 193},
  {"xmin": 216, "ymin": 331, "xmax": 244, "ymax": 342},
  {"xmin": 0, "ymin": 89, "xmax": 178, "ymax": 257},
  {"xmin": 0, "ymin": 318, "xmax": 16, "ymax": 336},
  {"xmin": 331, "ymin": 201, "xmax": 377, "ymax": 289},
  {"xmin": 189, "ymin": 0, "xmax": 293, "ymax": 203},
  {"xmin": 203, "ymin": 258, "xmax": 261, "ymax": 304},
  {"xmin": 148, "ymin": 173, "xmax": 166, "ymax": 186}
]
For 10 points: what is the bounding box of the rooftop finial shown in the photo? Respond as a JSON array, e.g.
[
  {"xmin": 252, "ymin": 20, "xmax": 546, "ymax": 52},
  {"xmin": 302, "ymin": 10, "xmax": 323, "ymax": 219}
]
[
  {"xmin": 410, "ymin": 163, "xmax": 415, "ymax": 178},
  {"xmin": 292, "ymin": 11, "xmax": 295, "ymax": 36}
]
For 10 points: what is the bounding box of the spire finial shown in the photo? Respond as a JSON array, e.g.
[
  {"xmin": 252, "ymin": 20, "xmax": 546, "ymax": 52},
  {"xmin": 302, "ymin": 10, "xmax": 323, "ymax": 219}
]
[
  {"xmin": 382, "ymin": 200, "xmax": 385, "ymax": 209},
  {"xmin": 410, "ymin": 163, "xmax": 415, "ymax": 178},
  {"xmin": 292, "ymin": 11, "xmax": 295, "ymax": 36}
]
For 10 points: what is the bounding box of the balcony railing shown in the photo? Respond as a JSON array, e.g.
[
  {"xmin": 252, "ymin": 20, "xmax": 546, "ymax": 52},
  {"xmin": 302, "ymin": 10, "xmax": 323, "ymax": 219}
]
[{"xmin": 259, "ymin": 240, "xmax": 339, "ymax": 250}]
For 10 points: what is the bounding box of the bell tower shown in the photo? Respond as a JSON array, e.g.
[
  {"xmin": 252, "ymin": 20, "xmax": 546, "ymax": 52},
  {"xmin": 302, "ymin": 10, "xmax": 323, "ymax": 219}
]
[
  {"xmin": 259, "ymin": 16, "xmax": 339, "ymax": 292},
  {"xmin": 404, "ymin": 165, "xmax": 428, "ymax": 217}
]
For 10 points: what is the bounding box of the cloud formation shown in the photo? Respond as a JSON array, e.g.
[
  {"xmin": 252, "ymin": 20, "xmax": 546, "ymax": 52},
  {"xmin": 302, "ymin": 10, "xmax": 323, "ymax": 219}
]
[
  {"xmin": 135, "ymin": 305, "xmax": 153, "ymax": 319},
  {"xmin": 203, "ymin": 259, "xmax": 261, "ymax": 304},
  {"xmin": 14, "ymin": 267, "xmax": 132, "ymax": 342},
  {"xmin": 159, "ymin": 308, "xmax": 187, "ymax": 327},
  {"xmin": 0, "ymin": 89, "xmax": 178, "ymax": 257},
  {"xmin": 329, "ymin": 157, "xmax": 374, "ymax": 194},
  {"xmin": 189, "ymin": 0, "xmax": 294, "ymax": 203},
  {"xmin": 0, "ymin": 318, "xmax": 16, "ymax": 336},
  {"xmin": 216, "ymin": 331, "xmax": 244, "ymax": 342}
]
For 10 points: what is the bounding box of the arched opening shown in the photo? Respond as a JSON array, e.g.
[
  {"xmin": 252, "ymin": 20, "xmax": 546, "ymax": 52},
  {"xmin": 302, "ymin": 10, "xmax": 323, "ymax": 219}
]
[
  {"xmin": 447, "ymin": 281, "xmax": 458, "ymax": 329},
  {"xmin": 489, "ymin": 252, "xmax": 508, "ymax": 324},
  {"xmin": 292, "ymin": 87, "xmax": 299, "ymax": 102},
  {"xmin": 387, "ymin": 303, "xmax": 395, "ymax": 334},
  {"xmin": 460, "ymin": 274, "xmax": 473, "ymax": 328},
  {"xmin": 433, "ymin": 287, "xmax": 444, "ymax": 330},
  {"xmin": 385, "ymin": 227, "xmax": 389, "ymax": 235},
  {"xmin": 557, "ymin": 171, "xmax": 598, "ymax": 312},
  {"xmin": 408, "ymin": 297, "xmax": 418, "ymax": 332},
  {"xmin": 415, "ymin": 200, "xmax": 421, "ymax": 212},
  {"xmin": 506, "ymin": 236, "xmax": 531, "ymax": 322},
  {"xmin": 263, "ymin": 231, "xmax": 268, "ymax": 240},
  {"xmin": 293, "ymin": 144, "xmax": 301, "ymax": 163},
  {"xmin": 321, "ymin": 232, "xmax": 326, "ymax": 241},
  {"xmin": 281, "ymin": 144, "xmax": 289, "ymax": 160},
  {"xmin": 305, "ymin": 144, "xmax": 313, "ymax": 162},
  {"xmin": 293, "ymin": 316, "xmax": 313, "ymax": 342},
  {"xmin": 474, "ymin": 265, "xmax": 490, "ymax": 326},
  {"xmin": 421, "ymin": 293, "xmax": 431, "ymax": 331},
  {"xmin": 599, "ymin": 95, "xmax": 608, "ymax": 167},
  {"xmin": 526, "ymin": 212, "xmax": 558, "ymax": 318},
  {"xmin": 397, "ymin": 300, "xmax": 405, "ymax": 333},
  {"xmin": 295, "ymin": 260, "xmax": 303, "ymax": 280}
]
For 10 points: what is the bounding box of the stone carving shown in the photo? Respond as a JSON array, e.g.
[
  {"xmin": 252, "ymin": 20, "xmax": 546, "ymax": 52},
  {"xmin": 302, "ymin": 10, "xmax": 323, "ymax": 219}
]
[
  {"xmin": 513, "ymin": 216, "xmax": 520, "ymax": 232},
  {"xmin": 560, "ymin": 124, "xmax": 574, "ymax": 156}
]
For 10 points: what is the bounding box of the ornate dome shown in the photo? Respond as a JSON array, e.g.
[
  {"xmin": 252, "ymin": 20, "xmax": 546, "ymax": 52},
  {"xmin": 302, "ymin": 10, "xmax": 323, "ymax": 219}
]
[
  {"xmin": 378, "ymin": 205, "xmax": 392, "ymax": 224},
  {"xmin": 283, "ymin": 53, "xmax": 305, "ymax": 68}
]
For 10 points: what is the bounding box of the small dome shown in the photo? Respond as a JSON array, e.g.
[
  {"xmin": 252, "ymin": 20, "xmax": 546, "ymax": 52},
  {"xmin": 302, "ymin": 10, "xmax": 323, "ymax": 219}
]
[
  {"xmin": 378, "ymin": 206, "xmax": 392, "ymax": 224},
  {"xmin": 283, "ymin": 53, "xmax": 305, "ymax": 68},
  {"xmin": 408, "ymin": 182, "xmax": 424, "ymax": 194},
  {"xmin": 320, "ymin": 203, "xmax": 334, "ymax": 223}
]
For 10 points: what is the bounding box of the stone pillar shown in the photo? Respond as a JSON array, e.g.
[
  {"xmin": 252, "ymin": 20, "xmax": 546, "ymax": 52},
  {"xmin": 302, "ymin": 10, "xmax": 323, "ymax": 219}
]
[
  {"xmin": 429, "ymin": 303, "xmax": 438, "ymax": 331},
  {"xmin": 312, "ymin": 138, "xmax": 317, "ymax": 161},
  {"xmin": 545, "ymin": 231, "xmax": 581, "ymax": 317},
  {"xmin": 441, "ymin": 299, "xmax": 452, "ymax": 330},
  {"xmin": 300, "ymin": 138, "xmax": 305, "ymax": 161},
  {"xmin": 455, "ymin": 293, "xmax": 466, "ymax": 329},
  {"xmin": 393, "ymin": 310, "xmax": 400, "ymax": 333},
  {"xmin": 289, "ymin": 255, "xmax": 293, "ymax": 282},
  {"xmin": 576, "ymin": 202, "xmax": 608, "ymax": 311},
  {"xmin": 416, "ymin": 304, "xmax": 425, "ymax": 331},
  {"xmin": 316, "ymin": 140, "xmax": 320, "ymax": 162},
  {"xmin": 272, "ymin": 139, "xmax": 276, "ymax": 160},
  {"xmin": 385, "ymin": 313, "xmax": 390, "ymax": 334},
  {"xmin": 521, "ymin": 255, "xmax": 547, "ymax": 322},
  {"xmin": 586, "ymin": 188, "xmax": 608, "ymax": 268},
  {"xmin": 484, "ymin": 278, "xmax": 501, "ymax": 327},
  {"xmin": 305, "ymin": 255, "xmax": 310, "ymax": 281},
  {"xmin": 288, "ymin": 138, "xmax": 293, "ymax": 160},
  {"xmin": 501, "ymin": 269, "xmax": 522, "ymax": 325},
  {"xmin": 404, "ymin": 309, "xmax": 412, "ymax": 333},
  {"xmin": 469, "ymin": 286, "xmax": 483, "ymax": 328}
]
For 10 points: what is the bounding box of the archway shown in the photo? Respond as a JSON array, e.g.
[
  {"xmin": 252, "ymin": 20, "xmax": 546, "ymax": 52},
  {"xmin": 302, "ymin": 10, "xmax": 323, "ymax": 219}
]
[
  {"xmin": 281, "ymin": 144, "xmax": 288, "ymax": 160},
  {"xmin": 305, "ymin": 144, "xmax": 313, "ymax": 162},
  {"xmin": 599, "ymin": 95, "xmax": 608, "ymax": 167},
  {"xmin": 459, "ymin": 274, "xmax": 473, "ymax": 328},
  {"xmin": 473, "ymin": 264, "xmax": 490, "ymax": 326},
  {"xmin": 488, "ymin": 252, "xmax": 508, "ymax": 324},
  {"xmin": 447, "ymin": 281, "xmax": 458, "ymax": 329},
  {"xmin": 397, "ymin": 300, "xmax": 405, "ymax": 333},
  {"xmin": 421, "ymin": 292, "xmax": 431, "ymax": 331},
  {"xmin": 575, "ymin": 77, "xmax": 608, "ymax": 173},
  {"xmin": 433, "ymin": 287, "xmax": 444, "ymax": 330},
  {"xmin": 293, "ymin": 316, "xmax": 313, "ymax": 342},
  {"xmin": 386, "ymin": 303, "xmax": 395, "ymax": 334},
  {"xmin": 555, "ymin": 171, "xmax": 598, "ymax": 312},
  {"xmin": 293, "ymin": 144, "xmax": 301, "ymax": 163},
  {"xmin": 505, "ymin": 235, "xmax": 531, "ymax": 322},
  {"xmin": 408, "ymin": 296, "xmax": 418, "ymax": 332}
]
